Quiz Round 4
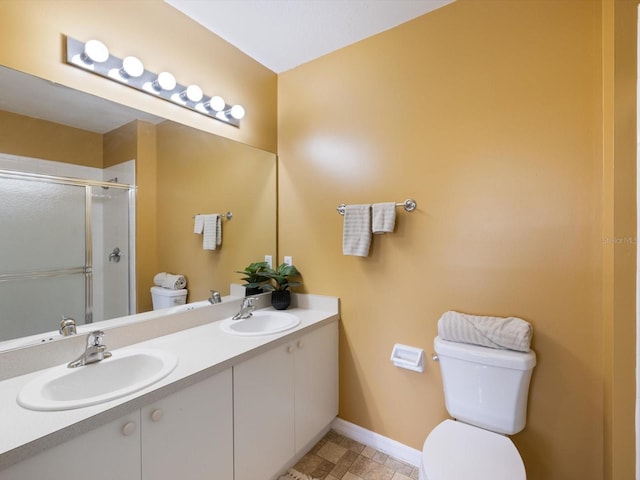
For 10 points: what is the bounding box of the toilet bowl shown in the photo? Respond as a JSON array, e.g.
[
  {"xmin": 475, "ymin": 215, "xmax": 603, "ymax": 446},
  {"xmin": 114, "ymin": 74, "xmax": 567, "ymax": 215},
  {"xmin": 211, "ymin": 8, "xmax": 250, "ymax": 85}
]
[
  {"xmin": 421, "ymin": 336, "xmax": 536, "ymax": 480},
  {"xmin": 150, "ymin": 286, "xmax": 188, "ymax": 310},
  {"xmin": 420, "ymin": 420, "xmax": 525, "ymax": 480}
]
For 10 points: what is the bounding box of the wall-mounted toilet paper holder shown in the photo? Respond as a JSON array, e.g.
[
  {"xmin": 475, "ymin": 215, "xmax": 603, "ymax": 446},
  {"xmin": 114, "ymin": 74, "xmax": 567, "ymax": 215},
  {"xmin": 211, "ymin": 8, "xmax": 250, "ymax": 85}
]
[{"xmin": 390, "ymin": 343, "xmax": 425, "ymax": 373}]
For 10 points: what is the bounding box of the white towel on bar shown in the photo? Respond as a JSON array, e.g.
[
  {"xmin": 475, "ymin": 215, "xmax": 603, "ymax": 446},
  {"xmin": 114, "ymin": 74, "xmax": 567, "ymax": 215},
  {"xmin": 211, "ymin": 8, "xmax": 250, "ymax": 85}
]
[
  {"xmin": 437, "ymin": 310, "xmax": 533, "ymax": 352},
  {"xmin": 342, "ymin": 204, "xmax": 371, "ymax": 257},
  {"xmin": 193, "ymin": 214, "xmax": 205, "ymax": 234},
  {"xmin": 372, "ymin": 202, "xmax": 396, "ymax": 234},
  {"xmin": 202, "ymin": 214, "xmax": 222, "ymax": 250},
  {"xmin": 153, "ymin": 272, "xmax": 187, "ymax": 290}
]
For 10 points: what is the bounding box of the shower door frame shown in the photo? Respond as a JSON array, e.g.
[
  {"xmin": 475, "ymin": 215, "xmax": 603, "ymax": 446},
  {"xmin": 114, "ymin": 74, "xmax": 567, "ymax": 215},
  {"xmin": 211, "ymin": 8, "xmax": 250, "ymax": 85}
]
[{"xmin": 0, "ymin": 168, "xmax": 136, "ymax": 325}]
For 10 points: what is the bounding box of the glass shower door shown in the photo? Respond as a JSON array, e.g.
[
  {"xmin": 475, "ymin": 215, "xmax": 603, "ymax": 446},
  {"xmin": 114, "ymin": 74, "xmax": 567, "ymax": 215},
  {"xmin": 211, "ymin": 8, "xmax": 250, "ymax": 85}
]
[{"xmin": 0, "ymin": 177, "xmax": 88, "ymax": 341}]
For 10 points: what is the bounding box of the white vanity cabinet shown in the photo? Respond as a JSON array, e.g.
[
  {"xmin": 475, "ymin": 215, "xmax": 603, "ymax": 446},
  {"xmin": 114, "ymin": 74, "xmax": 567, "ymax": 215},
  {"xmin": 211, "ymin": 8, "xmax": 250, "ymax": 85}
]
[
  {"xmin": 233, "ymin": 321, "xmax": 339, "ymax": 480},
  {"xmin": 141, "ymin": 368, "xmax": 233, "ymax": 480},
  {"xmin": 2, "ymin": 369, "xmax": 233, "ymax": 480},
  {"xmin": 1, "ymin": 411, "xmax": 141, "ymax": 480}
]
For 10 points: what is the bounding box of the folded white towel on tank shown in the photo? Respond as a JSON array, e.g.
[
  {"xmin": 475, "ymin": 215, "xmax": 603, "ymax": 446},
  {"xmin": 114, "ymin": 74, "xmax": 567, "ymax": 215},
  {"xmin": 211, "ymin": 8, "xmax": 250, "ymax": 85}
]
[
  {"xmin": 342, "ymin": 204, "xmax": 372, "ymax": 257},
  {"xmin": 153, "ymin": 272, "xmax": 187, "ymax": 290},
  {"xmin": 372, "ymin": 202, "xmax": 396, "ymax": 234},
  {"xmin": 437, "ymin": 310, "xmax": 533, "ymax": 352}
]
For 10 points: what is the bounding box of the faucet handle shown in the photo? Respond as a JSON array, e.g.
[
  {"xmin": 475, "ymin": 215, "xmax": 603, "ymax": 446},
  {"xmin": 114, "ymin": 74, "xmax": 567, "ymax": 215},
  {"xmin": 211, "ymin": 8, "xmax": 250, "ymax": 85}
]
[
  {"xmin": 59, "ymin": 317, "xmax": 77, "ymax": 336},
  {"xmin": 88, "ymin": 330, "xmax": 105, "ymax": 346},
  {"xmin": 243, "ymin": 296, "xmax": 256, "ymax": 307},
  {"xmin": 209, "ymin": 290, "xmax": 222, "ymax": 304}
]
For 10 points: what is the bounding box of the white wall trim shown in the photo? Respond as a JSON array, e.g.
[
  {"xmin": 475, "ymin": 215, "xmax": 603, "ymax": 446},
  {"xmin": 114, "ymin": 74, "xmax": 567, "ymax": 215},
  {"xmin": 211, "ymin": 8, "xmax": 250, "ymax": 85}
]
[{"xmin": 331, "ymin": 417, "xmax": 422, "ymax": 467}]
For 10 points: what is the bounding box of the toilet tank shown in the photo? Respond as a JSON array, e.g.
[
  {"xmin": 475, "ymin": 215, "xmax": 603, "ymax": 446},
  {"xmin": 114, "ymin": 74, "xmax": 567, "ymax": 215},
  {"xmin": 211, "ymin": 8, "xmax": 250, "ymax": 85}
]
[
  {"xmin": 150, "ymin": 286, "xmax": 188, "ymax": 310},
  {"xmin": 434, "ymin": 336, "xmax": 536, "ymax": 435}
]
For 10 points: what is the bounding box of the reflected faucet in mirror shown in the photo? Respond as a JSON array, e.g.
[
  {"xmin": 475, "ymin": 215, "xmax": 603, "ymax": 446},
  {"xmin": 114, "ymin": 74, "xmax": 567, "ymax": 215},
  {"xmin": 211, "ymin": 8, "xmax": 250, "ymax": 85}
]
[
  {"xmin": 58, "ymin": 317, "xmax": 77, "ymax": 337},
  {"xmin": 208, "ymin": 290, "xmax": 222, "ymax": 304}
]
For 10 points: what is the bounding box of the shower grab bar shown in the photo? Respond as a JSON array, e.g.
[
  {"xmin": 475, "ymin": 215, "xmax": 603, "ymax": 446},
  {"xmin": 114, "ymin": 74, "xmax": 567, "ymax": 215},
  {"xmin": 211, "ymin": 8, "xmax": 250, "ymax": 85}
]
[{"xmin": 336, "ymin": 198, "xmax": 417, "ymax": 215}]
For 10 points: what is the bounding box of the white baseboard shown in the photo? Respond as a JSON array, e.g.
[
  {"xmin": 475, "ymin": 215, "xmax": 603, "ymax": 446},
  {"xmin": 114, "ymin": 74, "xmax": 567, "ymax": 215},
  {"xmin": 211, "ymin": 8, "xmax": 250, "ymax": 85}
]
[{"xmin": 331, "ymin": 417, "xmax": 422, "ymax": 467}]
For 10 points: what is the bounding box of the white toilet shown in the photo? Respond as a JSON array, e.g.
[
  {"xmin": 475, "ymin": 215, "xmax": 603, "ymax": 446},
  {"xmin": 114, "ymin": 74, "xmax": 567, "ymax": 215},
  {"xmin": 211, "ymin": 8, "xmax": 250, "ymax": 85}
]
[
  {"xmin": 420, "ymin": 336, "xmax": 536, "ymax": 480},
  {"xmin": 150, "ymin": 286, "xmax": 188, "ymax": 310}
]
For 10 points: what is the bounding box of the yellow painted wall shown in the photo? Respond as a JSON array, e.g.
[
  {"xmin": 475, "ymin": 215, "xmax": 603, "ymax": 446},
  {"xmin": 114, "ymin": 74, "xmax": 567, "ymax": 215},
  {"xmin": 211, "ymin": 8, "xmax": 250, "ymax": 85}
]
[
  {"xmin": 0, "ymin": 110, "xmax": 102, "ymax": 166},
  {"xmin": 278, "ymin": 1, "xmax": 615, "ymax": 479},
  {"xmin": 155, "ymin": 121, "xmax": 277, "ymax": 302},
  {"xmin": 602, "ymin": 1, "xmax": 637, "ymax": 478},
  {"xmin": 0, "ymin": 0, "xmax": 277, "ymax": 152}
]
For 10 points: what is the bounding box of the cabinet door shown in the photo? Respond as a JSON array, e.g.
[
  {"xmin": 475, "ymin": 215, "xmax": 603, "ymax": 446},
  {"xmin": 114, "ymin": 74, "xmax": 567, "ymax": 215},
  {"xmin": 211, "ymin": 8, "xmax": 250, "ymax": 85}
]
[
  {"xmin": 234, "ymin": 344, "xmax": 295, "ymax": 480},
  {"xmin": 1, "ymin": 412, "xmax": 140, "ymax": 480},
  {"xmin": 295, "ymin": 322, "xmax": 339, "ymax": 451},
  {"xmin": 141, "ymin": 369, "xmax": 233, "ymax": 480}
]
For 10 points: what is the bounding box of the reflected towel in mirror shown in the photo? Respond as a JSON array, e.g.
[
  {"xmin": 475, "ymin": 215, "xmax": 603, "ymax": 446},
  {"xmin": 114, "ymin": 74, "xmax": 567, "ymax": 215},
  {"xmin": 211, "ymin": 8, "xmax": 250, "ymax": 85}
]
[
  {"xmin": 202, "ymin": 214, "xmax": 222, "ymax": 250},
  {"xmin": 154, "ymin": 272, "xmax": 187, "ymax": 290}
]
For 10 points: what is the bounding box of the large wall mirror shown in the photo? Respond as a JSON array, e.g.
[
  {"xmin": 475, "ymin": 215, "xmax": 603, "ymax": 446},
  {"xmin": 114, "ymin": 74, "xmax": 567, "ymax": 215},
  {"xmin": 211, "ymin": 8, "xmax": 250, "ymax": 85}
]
[{"xmin": 0, "ymin": 65, "xmax": 277, "ymax": 351}]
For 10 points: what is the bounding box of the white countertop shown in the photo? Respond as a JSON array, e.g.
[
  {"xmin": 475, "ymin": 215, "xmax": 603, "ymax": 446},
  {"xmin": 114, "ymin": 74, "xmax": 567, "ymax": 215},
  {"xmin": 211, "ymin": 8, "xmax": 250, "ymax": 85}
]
[{"xmin": 0, "ymin": 293, "xmax": 339, "ymax": 470}]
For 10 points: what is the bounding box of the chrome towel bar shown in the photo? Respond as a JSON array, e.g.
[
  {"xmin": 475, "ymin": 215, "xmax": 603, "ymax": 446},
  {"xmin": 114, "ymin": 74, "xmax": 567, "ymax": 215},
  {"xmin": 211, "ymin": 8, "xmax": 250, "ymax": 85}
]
[{"xmin": 337, "ymin": 198, "xmax": 417, "ymax": 215}]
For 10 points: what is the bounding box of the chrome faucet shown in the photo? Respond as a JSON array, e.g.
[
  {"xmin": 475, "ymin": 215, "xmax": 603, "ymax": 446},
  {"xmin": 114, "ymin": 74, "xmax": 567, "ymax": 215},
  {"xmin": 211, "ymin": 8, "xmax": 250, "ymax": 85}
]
[
  {"xmin": 59, "ymin": 316, "xmax": 77, "ymax": 336},
  {"xmin": 208, "ymin": 290, "xmax": 222, "ymax": 304},
  {"xmin": 68, "ymin": 330, "xmax": 112, "ymax": 368},
  {"xmin": 232, "ymin": 297, "xmax": 255, "ymax": 320}
]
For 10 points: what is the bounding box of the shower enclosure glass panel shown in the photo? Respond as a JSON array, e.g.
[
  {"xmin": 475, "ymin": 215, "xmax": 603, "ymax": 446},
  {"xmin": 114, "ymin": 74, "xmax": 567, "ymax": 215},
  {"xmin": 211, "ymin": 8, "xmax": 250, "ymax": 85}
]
[
  {"xmin": 0, "ymin": 275, "xmax": 85, "ymax": 340},
  {"xmin": 0, "ymin": 170, "xmax": 134, "ymax": 343},
  {"xmin": 0, "ymin": 179, "xmax": 86, "ymax": 272}
]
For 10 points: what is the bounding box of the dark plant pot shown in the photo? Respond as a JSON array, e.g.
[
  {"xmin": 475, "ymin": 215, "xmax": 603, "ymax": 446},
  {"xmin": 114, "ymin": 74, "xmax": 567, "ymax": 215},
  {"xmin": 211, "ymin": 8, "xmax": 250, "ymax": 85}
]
[
  {"xmin": 245, "ymin": 286, "xmax": 263, "ymax": 296},
  {"xmin": 271, "ymin": 290, "xmax": 291, "ymax": 310}
]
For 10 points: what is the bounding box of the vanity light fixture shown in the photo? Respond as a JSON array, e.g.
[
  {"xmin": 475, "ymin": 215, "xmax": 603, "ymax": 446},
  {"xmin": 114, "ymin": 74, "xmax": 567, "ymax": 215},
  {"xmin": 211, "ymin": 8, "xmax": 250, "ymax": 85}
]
[
  {"xmin": 65, "ymin": 36, "xmax": 244, "ymax": 127},
  {"xmin": 81, "ymin": 39, "xmax": 109, "ymax": 65},
  {"xmin": 152, "ymin": 72, "xmax": 177, "ymax": 92},
  {"xmin": 205, "ymin": 95, "xmax": 226, "ymax": 112},
  {"xmin": 179, "ymin": 84, "xmax": 204, "ymax": 103},
  {"xmin": 228, "ymin": 105, "xmax": 246, "ymax": 120},
  {"xmin": 120, "ymin": 56, "xmax": 144, "ymax": 79}
]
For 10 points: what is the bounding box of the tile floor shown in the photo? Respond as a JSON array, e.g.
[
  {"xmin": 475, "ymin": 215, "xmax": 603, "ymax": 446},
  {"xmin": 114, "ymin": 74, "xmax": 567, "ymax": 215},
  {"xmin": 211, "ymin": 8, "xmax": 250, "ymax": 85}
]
[{"xmin": 293, "ymin": 430, "xmax": 420, "ymax": 480}]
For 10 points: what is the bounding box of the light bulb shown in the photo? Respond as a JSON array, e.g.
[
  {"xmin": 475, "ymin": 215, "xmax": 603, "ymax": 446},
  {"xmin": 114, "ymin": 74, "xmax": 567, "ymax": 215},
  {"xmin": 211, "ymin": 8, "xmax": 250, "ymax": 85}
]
[
  {"xmin": 205, "ymin": 96, "xmax": 225, "ymax": 112},
  {"xmin": 181, "ymin": 85, "xmax": 203, "ymax": 103},
  {"xmin": 82, "ymin": 40, "xmax": 109, "ymax": 64},
  {"xmin": 120, "ymin": 56, "xmax": 144, "ymax": 78},
  {"xmin": 153, "ymin": 72, "xmax": 176, "ymax": 91},
  {"xmin": 229, "ymin": 105, "xmax": 245, "ymax": 120}
]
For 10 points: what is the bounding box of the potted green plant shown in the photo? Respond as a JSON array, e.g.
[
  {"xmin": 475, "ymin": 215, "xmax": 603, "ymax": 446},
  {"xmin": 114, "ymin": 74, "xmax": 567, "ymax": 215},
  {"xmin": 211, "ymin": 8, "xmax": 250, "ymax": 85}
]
[
  {"xmin": 262, "ymin": 263, "xmax": 302, "ymax": 310},
  {"xmin": 235, "ymin": 261, "xmax": 270, "ymax": 296}
]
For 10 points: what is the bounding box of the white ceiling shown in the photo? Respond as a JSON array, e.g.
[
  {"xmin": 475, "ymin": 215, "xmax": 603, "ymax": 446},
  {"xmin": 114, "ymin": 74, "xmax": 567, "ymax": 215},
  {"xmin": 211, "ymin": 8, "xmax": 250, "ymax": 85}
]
[{"xmin": 164, "ymin": 0, "xmax": 454, "ymax": 73}]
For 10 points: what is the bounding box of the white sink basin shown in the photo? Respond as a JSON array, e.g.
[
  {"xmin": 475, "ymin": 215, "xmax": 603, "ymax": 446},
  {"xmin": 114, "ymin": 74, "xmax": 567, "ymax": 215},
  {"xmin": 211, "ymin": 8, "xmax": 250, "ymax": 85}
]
[
  {"xmin": 17, "ymin": 348, "xmax": 178, "ymax": 411},
  {"xmin": 220, "ymin": 310, "xmax": 300, "ymax": 336}
]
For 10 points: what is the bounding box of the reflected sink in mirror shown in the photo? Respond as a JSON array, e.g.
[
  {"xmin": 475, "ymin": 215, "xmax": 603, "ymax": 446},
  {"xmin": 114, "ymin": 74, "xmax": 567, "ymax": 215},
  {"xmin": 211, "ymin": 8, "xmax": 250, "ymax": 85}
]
[
  {"xmin": 220, "ymin": 310, "xmax": 300, "ymax": 336},
  {"xmin": 17, "ymin": 348, "xmax": 178, "ymax": 411}
]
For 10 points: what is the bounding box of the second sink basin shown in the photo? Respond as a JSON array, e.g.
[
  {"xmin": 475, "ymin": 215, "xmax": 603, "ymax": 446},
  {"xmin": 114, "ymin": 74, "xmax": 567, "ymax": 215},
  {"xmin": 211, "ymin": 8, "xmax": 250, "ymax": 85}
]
[
  {"xmin": 17, "ymin": 348, "xmax": 178, "ymax": 411},
  {"xmin": 220, "ymin": 310, "xmax": 300, "ymax": 336}
]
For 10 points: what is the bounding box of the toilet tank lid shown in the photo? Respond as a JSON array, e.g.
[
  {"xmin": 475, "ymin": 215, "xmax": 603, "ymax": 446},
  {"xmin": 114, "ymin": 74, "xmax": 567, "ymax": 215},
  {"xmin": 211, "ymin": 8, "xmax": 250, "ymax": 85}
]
[
  {"xmin": 423, "ymin": 420, "xmax": 525, "ymax": 480},
  {"xmin": 434, "ymin": 336, "xmax": 536, "ymax": 370},
  {"xmin": 150, "ymin": 286, "xmax": 188, "ymax": 296}
]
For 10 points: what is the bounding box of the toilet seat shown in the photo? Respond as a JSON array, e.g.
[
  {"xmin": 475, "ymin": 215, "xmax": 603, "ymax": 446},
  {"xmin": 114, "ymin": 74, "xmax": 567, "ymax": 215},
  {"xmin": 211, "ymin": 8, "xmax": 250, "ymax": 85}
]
[{"xmin": 421, "ymin": 420, "xmax": 526, "ymax": 480}]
